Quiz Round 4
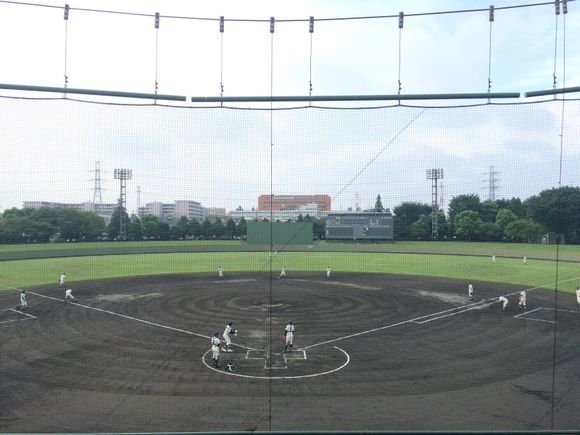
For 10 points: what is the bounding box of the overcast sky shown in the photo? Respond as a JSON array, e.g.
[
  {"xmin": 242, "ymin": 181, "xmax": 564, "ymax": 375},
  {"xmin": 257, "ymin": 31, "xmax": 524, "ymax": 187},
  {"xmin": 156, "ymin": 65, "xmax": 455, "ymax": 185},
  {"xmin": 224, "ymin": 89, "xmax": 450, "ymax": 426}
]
[{"xmin": 1, "ymin": 0, "xmax": 579, "ymax": 214}]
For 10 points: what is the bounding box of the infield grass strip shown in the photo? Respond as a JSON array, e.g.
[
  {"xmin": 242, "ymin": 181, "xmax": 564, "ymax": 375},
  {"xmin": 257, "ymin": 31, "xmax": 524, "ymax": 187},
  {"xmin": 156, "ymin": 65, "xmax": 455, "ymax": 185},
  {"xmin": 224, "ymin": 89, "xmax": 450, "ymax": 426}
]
[{"xmin": 0, "ymin": 251, "xmax": 578, "ymax": 293}]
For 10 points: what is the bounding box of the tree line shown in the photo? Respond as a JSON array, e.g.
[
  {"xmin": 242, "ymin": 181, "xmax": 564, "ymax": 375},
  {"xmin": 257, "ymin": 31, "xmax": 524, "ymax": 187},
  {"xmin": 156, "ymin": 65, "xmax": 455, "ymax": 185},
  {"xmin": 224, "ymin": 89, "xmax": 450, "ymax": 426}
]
[
  {"xmin": 1, "ymin": 186, "xmax": 579, "ymax": 244},
  {"xmin": 394, "ymin": 186, "xmax": 580, "ymax": 243}
]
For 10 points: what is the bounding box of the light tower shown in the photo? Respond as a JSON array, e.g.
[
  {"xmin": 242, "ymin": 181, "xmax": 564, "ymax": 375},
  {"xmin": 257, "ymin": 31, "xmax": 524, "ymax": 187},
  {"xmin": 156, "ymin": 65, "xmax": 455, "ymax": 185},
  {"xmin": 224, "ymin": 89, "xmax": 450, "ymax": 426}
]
[
  {"xmin": 486, "ymin": 165, "xmax": 499, "ymax": 201},
  {"xmin": 426, "ymin": 168, "xmax": 444, "ymax": 240},
  {"xmin": 114, "ymin": 168, "xmax": 133, "ymax": 240}
]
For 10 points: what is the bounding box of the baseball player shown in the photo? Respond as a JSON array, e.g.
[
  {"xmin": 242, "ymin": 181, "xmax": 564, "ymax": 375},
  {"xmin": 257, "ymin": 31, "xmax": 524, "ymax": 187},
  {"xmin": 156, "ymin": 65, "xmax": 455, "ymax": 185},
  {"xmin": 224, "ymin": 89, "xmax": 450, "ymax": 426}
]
[
  {"xmin": 576, "ymin": 287, "xmax": 580, "ymax": 306},
  {"xmin": 468, "ymin": 282, "xmax": 474, "ymax": 301},
  {"xmin": 498, "ymin": 296, "xmax": 509, "ymax": 311},
  {"xmin": 518, "ymin": 290, "xmax": 527, "ymax": 311},
  {"xmin": 222, "ymin": 321, "xmax": 237, "ymax": 352},
  {"xmin": 58, "ymin": 273, "xmax": 66, "ymax": 288},
  {"xmin": 211, "ymin": 332, "xmax": 221, "ymax": 368},
  {"xmin": 279, "ymin": 267, "xmax": 287, "ymax": 279},
  {"xmin": 19, "ymin": 289, "xmax": 28, "ymax": 310},
  {"xmin": 492, "ymin": 255, "xmax": 496, "ymax": 263},
  {"xmin": 218, "ymin": 266, "xmax": 224, "ymax": 279},
  {"xmin": 523, "ymin": 256, "xmax": 527, "ymax": 264},
  {"xmin": 326, "ymin": 266, "xmax": 331, "ymax": 280},
  {"xmin": 284, "ymin": 320, "xmax": 295, "ymax": 352},
  {"xmin": 65, "ymin": 288, "xmax": 76, "ymax": 303}
]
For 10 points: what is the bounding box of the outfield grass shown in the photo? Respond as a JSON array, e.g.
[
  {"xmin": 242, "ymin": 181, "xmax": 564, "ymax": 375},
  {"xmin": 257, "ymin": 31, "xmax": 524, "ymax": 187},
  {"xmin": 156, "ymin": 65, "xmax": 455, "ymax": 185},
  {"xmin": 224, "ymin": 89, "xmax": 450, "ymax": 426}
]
[{"xmin": 0, "ymin": 251, "xmax": 578, "ymax": 294}]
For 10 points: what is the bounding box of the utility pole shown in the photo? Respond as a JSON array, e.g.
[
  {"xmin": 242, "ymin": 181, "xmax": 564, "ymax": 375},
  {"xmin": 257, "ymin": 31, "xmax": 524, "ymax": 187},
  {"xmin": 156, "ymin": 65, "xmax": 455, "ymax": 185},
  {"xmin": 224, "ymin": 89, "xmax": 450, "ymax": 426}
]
[
  {"xmin": 92, "ymin": 161, "xmax": 102, "ymax": 204},
  {"xmin": 114, "ymin": 168, "xmax": 133, "ymax": 240},
  {"xmin": 486, "ymin": 165, "xmax": 499, "ymax": 201},
  {"xmin": 426, "ymin": 168, "xmax": 444, "ymax": 240}
]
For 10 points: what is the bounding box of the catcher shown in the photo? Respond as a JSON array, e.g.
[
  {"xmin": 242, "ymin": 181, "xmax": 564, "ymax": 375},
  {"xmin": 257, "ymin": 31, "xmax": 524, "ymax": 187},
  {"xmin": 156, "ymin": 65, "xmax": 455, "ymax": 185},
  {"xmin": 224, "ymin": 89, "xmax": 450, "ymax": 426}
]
[{"xmin": 222, "ymin": 321, "xmax": 238, "ymax": 352}]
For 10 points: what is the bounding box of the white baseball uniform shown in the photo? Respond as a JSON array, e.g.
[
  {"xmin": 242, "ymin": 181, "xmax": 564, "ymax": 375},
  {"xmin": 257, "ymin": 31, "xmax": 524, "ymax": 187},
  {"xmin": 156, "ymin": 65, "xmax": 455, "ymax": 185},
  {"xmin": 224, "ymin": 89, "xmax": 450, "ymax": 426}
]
[
  {"xmin": 518, "ymin": 291, "xmax": 526, "ymax": 309},
  {"xmin": 59, "ymin": 273, "xmax": 66, "ymax": 288},
  {"xmin": 499, "ymin": 296, "xmax": 508, "ymax": 310},
  {"xmin": 211, "ymin": 336, "xmax": 221, "ymax": 362},
  {"xmin": 285, "ymin": 322, "xmax": 295, "ymax": 349},
  {"xmin": 468, "ymin": 283, "xmax": 474, "ymax": 300},
  {"xmin": 280, "ymin": 268, "xmax": 287, "ymax": 278},
  {"xmin": 218, "ymin": 266, "xmax": 224, "ymax": 279},
  {"xmin": 65, "ymin": 289, "xmax": 75, "ymax": 301},
  {"xmin": 576, "ymin": 288, "xmax": 580, "ymax": 306},
  {"xmin": 223, "ymin": 323, "xmax": 234, "ymax": 347},
  {"xmin": 20, "ymin": 290, "xmax": 28, "ymax": 309},
  {"xmin": 326, "ymin": 267, "xmax": 331, "ymax": 279}
]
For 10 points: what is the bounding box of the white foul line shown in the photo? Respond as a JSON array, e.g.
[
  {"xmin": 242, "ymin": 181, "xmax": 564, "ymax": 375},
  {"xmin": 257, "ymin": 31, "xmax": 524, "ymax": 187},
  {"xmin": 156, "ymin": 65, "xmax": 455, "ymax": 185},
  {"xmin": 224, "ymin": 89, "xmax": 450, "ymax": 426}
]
[
  {"xmin": 304, "ymin": 276, "xmax": 580, "ymax": 350},
  {"xmin": 27, "ymin": 291, "xmax": 257, "ymax": 351}
]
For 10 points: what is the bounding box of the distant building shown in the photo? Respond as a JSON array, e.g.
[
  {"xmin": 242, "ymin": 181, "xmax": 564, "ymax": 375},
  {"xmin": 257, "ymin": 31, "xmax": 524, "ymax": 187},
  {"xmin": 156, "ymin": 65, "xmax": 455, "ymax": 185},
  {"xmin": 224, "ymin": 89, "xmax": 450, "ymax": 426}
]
[
  {"xmin": 23, "ymin": 201, "xmax": 116, "ymax": 223},
  {"xmin": 205, "ymin": 207, "xmax": 227, "ymax": 222},
  {"xmin": 229, "ymin": 202, "xmax": 322, "ymax": 222},
  {"xmin": 258, "ymin": 194, "xmax": 331, "ymax": 212},
  {"xmin": 139, "ymin": 200, "xmax": 205, "ymax": 224},
  {"xmin": 325, "ymin": 211, "xmax": 394, "ymax": 240}
]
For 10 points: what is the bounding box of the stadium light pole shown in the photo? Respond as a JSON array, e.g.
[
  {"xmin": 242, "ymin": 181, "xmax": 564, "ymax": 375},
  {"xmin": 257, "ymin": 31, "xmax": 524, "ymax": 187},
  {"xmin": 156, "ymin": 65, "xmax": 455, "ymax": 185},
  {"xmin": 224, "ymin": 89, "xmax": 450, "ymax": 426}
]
[
  {"xmin": 426, "ymin": 169, "xmax": 444, "ymax": 240},
  {"xmin": 114, "ymin": 168, "xmax": 133, "ymax": 240}
]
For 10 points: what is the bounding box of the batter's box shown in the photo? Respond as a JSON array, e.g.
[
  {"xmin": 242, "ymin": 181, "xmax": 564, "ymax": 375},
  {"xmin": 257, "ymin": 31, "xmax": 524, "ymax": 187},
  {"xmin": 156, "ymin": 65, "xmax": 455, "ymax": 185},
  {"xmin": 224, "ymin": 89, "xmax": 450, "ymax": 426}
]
[
  {"xmin": 514, "ymin": 307, "xmax": 580, "ymax": 326},
  {"xmin": 245, "ymin": 349, "xmax": 307, "ymax": 369},
  {"xmin": 0, "ymin": 308, "xmax": 37, "ymax": 325}
]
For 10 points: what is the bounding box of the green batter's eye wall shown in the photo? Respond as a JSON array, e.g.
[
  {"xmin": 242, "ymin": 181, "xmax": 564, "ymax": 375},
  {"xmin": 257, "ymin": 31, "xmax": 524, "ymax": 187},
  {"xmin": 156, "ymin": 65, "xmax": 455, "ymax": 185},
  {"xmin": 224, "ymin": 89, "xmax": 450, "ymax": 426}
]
[{"xmin": 247, "ymin": 221, "xmax": 313, "ymax": 246}]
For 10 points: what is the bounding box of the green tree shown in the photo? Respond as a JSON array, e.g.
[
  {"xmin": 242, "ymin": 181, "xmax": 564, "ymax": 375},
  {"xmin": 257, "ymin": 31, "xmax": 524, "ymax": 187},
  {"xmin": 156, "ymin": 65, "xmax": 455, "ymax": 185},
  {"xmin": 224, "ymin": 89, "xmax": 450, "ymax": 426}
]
[
  {"xmin": 393, "ymin": 202, "xmax": 432, "ymax": 240},
  {"xmin": 127, "ymin": 217, "xmax": 143, "ymax": 241},
  {"xmin": 141, "ymin": 214, "xmax": 169, "ymax": 240},
  {"xmin": 504, "ymin": 219, "xmax": 545, "ymax": 242},
  {"xmin": 107, "ymin": 204, "xmax": 130, "ymax": 240},
  {"xmin": 480, "ymin": 221, "xmax": 501, "ymax": 242},
  {"xmin": 496, "ymin": 197, "xmax": 526, "ymax": 218},
  {"xmin": 410, "ymin": 215, "xmax": 431, "ymax": 240},
  {"xmin": 171, "ymin": 216, "xmax": 190, "ymax": 240},
  {"xmin": 201, "ymin": 219, "xmax": 213, "ymax": 238},
  {"xmin": 374, "ymin": 195, "xmax": 384, "ymax": 212},
  {"xmin": 495, "ymin": 208, "xmax": 518, "ymax": 233},
  {"xmin": 448, "ymin": 194, "xmax": 482, "ymax": 226},
  {"xmin": 211, "ymin": 219, "xmax": 226, "ymax": 239},
  {"xmin": 225, "ymin": 218, "xmax": 237, "ymax": 239},
  {"xmin": 525, "ymin": 186, "xmax": 580, "ymax": 243},
  {"xmin": 454, "ymin": 210, "xmax": 483, "ymax": 241},
  {"xmin": 313, "ymin": 218, "xmax": 325, "ymax": 240},
  {"xmin": 237, "ymin": 218, "xmax": 247, "ymax": 238},
  {"xmin": 480, "ymin": 200, "xmax": 500, "ymax": 223},
  {"xmin": 189, "ymin": 219, "xmax": 202, "ymax": 239}
]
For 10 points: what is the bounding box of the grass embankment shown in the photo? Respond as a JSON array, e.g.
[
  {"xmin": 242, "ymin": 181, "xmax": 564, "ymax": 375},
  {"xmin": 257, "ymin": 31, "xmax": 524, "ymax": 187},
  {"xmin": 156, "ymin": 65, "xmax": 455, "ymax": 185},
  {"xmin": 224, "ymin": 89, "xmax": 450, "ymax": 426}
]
[{"xmin": 0, "ymin": 251, "xmax": 578, "ymax": 294}]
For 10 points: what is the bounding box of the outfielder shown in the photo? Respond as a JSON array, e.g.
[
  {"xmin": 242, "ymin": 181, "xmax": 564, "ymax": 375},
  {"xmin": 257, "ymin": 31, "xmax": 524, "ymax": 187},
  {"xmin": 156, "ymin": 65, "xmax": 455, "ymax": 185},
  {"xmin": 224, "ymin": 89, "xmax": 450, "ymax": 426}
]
[
  {"xmin": 326, "ymin": 266, "xmax": 331, "ymax": 280},
  {"xmin": 222, "ymin": 321, "xmax": 237, "ymax": 352},
  {"xmin": 468, "ymin": 282, "xmax": 474, "ymax": 301},
  {"xmin": 492, "ymin": 255, "xmax": 496, "ymax": 263},
  {"xmin": 498, "ymin": 296, "xmax": 509, "ymax": 311},
  {"xmin": 211, "ymin": 332, "xmax": 221, "ymax": 368},
  {"xmin": 523, "ymin": 256, "xmax": 527, "ymax": 264},
  {"xmin": 218, "ymin": 266, "xmax": 224, "ymax": 279},
  {"xmin": 65, "ymin": 288, "xmax": 76, "ymax": 302},
  {"xmin": 58, "ymin": 273, "xmax": 66, "ymax": 288},
  {"xmin": 284, "ymin": 320, "xmax": 295, "ymax": 352},
  {"xmin": 19, "ymin": 289, "xmax": 28, "ymax": 310},
  {"xmin": 518, "ymin": 290, "xmax": 527, "ymax": 310}
]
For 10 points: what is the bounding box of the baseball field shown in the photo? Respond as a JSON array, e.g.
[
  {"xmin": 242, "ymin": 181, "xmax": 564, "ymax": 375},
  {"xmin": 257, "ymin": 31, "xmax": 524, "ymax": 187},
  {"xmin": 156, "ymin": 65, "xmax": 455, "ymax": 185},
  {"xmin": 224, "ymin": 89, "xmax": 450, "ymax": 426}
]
[{"xmin": 1, "ymin": 241, "xmax": 579, "ymax": 432}]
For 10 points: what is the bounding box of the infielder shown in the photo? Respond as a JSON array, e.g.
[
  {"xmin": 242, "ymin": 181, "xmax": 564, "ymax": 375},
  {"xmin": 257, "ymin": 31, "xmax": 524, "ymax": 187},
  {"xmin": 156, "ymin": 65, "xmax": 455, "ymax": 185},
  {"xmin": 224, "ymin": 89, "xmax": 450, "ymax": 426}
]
[
  {"xmin": 222, "ymin": 321, "xmax": 237, "ymax": 352},
  {"xmin": 19, "ymin": 289, "xmax": 28, "ymax": 310},
  {"xmin": 65, "ymin": 288, "xmax": 76, "ymax": 303},
  {"xmin": 326, "ymin": 266, "xmax": 331, "ymax": 280},
  {"xmin": 58, "ymin": 273, "xmax": 66, "ymax": 288},
  {"xmin": 576, "ymin": 287, "xmax": 580, "ymax": 306},
  {"xmin": 498, "ymin": 296, "xmax": 509, "ymax": 311},
  {"xmin": 279, "ymin": 267, "xmax": 287, "ymax": 279},
  {"xmin": 211, "ymin": 332, "xmax": 221, "ymax": 368},
  {"xmin": 218, "ymin": 266, "xmax": 224, "ymax": 279},
  {"xmin": 518, "ymin": 290, "xmax": 527, "ymax": 310},
  {"xmin": 468, "ymin": 282, "xmax": 474, "ymax": 301},
  {"xmin": 284, "ymin": 320, "xmax": 295, "ymax": 352}
]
